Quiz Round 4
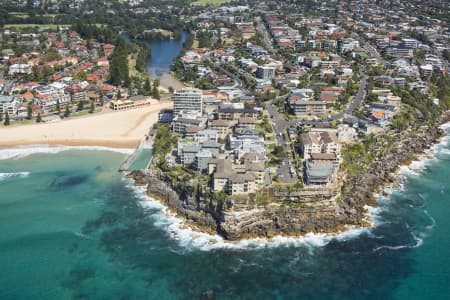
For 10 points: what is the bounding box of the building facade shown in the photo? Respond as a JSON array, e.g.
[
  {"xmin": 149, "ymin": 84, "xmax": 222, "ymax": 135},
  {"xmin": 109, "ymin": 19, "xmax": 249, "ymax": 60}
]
[{"xmin": 173, "ymin": 88, "xmax": 203, "ymax": 115}]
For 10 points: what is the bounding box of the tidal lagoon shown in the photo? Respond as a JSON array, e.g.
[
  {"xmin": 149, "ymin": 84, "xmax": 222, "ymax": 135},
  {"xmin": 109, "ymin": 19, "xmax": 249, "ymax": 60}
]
[{"xmin": 144, "ymin": 31, "xmax": 188, "ymax": 77}]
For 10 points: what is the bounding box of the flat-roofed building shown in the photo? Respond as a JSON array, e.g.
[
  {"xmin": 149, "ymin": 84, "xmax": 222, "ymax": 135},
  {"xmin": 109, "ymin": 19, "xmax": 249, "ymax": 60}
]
[
  {"xmin": 300, "ymin": 131, "xmax": 341, "ymax": 159},
  {"xmin": 173, "ymin": 88, "xmax": 203, "ymax": 115},
  {"xmin": 289, "ymin": 100, "xmax": 326, "ymax": 116},
  {"xmin": 305, "ymin": 160, "xmax": 335, "ymax": 185},
  {"xmin": 65, "ymin": 85, "xmax": 86, "ymax": 103},
  {"xmin": 256, "ymin": 64, "xmax": 276, "ymax": 79},
  {"xmin": 172, "ymin": 117, "xmax": 203, "ymax": 134},
  {"xmin": 209, "ymin": 158, "xmax": 263, "ymax": 195},
  {"xmin": 109, "ymin": 96, "xmax": 152, "ymax": 111},
  {"xmin": 217, "ymin": 105, "xmax": 259, "ymax": 121},
  {"xmin": 0, "ymin": 95, "xmax": 19, "ymax": 115},
  {"xmin": 210, "ymin": 119, "xmax": 234, "ymax": 139}
]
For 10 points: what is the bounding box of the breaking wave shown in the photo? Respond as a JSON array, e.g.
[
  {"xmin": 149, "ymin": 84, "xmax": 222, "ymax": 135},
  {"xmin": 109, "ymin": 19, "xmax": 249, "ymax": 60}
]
[
  {"xmin": 0, "ymin": 145, "xmax": 133, "ymax": 160},
  {"xmin": 126, "ymin": 122, "xmax": 450, "ymax": 252},
  {"xmin": 374, "ymin": 231, "xmax": 423, "ymax": 252},
  {"xmin": 0, "ymin": 172, "xmax": 30, "ymax": 181},
  {"xmin": 127, "ymin": 182, "xmax": 369, "ymax": 252}
]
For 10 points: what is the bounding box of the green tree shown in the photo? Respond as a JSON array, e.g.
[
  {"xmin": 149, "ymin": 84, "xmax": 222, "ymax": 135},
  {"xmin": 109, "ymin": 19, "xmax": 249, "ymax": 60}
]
[
  {"xmin": 99, "ymin": 92, "xmax": 104, "ymax": 106},
  {"xmin": 89, "ymin": 101, "xmax": 95, "ymax": 113},
  {"xmin": 366, "ymin": 93, "xmax": 378, "ymax": 103},
  {"xmin": 213, "ymin": 191, "xmax": 227, "ymax": 206},
  {"xmin": 152, "ymin": 85, "xmax": 160, "ymax": 100},
  {"xmin": 77, "ymin": 100, "xmax": 84, "ymax": 111},
  {"xmin": 153, "ymin": 78, "xmax": 160, "ymax": 88},
  {"xmin": 272, "ymin": 145, "xmax": 286, "ymax": 158},
  {"xmin": 31, "ymin": 65, "xmax": 41, "ymax": 81},
  {"xmin": 413, "ymin": 49, "xmax": 425, "ymax": 60},
  {"xmin": 36, "ymin": 113, "xmax": 42, "ymax": 123},
  {"xmin": 4, "ymin": 112, "xmax": 10, "ymax": 126},
  {"xmin": 443, "ymin": 49, "xmax": 450, "ymax": 62},
  {"xmin": 143, "ymin": 78, "xmax": 151, "ymax": 96},
  {"xmin": 168, "ymin": 86, "xmax": 174, "ymax": 94},
  {"xmin": 73, "ymin": 71, "xmax": 87, "ymax": 80},
  {"xmin": 109, "ymin": 37, "xmax": 130, "ymax": 87},
  {"xmin": 56, "ymin": 99, "xmax": 61, "ymax": 113},
  {"xmin": 26, "ymin": 102, "xmax": 32, "ymax": 120},
  {"xmin": 64, "ymin": 106, "xmax": 70, "ymax": 118}
]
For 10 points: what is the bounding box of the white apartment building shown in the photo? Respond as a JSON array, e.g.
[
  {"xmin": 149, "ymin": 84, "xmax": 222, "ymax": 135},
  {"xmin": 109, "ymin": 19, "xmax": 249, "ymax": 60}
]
[
  {"xmin": 9, "ymin": 64, "xmax": 32, "ymax": 75},
  {"xmin": 300, "ymin": 131, "xmax": 341, "ymax": 159},
  {"xmin": 173, "ymin": 88, "xmax": 203, "ymax": 115},
  {"xmin": 0, "ymin": 96, "xmax": 19, "ymax": 115}
]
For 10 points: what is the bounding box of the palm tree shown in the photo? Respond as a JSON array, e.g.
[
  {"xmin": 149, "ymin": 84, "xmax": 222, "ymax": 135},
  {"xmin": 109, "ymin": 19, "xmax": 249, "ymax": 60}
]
[
  {"xmin": 26, "ymin": 102, "xmax": 32, "ymax": 120},
  {"xmin": 89, "ymin": 101, "xmax": 95, "ymax": 113},
  {"xmin": 64, "ymin": 106, "xmax": 70, "ymax": 118},
  {"xmin": 4, "ymin": 112, "xmax": 10, "ymax": 126}
]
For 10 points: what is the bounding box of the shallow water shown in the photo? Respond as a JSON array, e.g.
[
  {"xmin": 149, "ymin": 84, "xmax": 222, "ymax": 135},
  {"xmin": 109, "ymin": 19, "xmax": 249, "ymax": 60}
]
[
  {"xmin": 128, "ymin": 149, "xmax": 152, "ymax": 170},
  {"xmin": 0, "ymin": 125, "xmax": 449, "ymax": 300}
]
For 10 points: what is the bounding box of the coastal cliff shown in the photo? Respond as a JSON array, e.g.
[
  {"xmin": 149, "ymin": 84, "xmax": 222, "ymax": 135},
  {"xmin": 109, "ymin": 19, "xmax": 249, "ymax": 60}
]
[
  {"xmin": 130, "ymin": 171, "xmax": 348, "ymax": 239},
  {"xmin": 128, "ymin": 112, "xmax": 450, "ymax": 240},
  {"xmin": 341, "ymin": 112, "xmax": 450, "ymax": 225}
]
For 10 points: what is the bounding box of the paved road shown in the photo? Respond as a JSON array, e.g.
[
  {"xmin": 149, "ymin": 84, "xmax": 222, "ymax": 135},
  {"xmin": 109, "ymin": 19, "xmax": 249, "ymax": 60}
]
[
  {"xmin": 256, "ymin": 16, "xmax": 276, "ymax": 53},
  {"xmin": 266, "ymin": 102, "xmax": 289, "ymax": 135},
  {"xmin": 440, "ymin": 53, "xmax": 449, "ymax": 73},
  {"xmin": 211, "ymin": 60, "xmax": 244, "ymax": 88},
  {"xmin": 210, "ymin": 60, "xmax": 254, "ymax": 94},
  {"xmin": 364, "ymin": 44, "xmax": 387, "ymax": 66},
  {"xmin": 296, "ymin": 67, "xmax": 368, "ymax": 124},
  {"xmin": 265, "ymin": 102, "xmax": 296, "ymax": 183}
]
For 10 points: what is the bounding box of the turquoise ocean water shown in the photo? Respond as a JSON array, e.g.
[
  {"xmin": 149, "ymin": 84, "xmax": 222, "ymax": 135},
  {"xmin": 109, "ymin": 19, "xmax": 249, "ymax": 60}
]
[{"xmin": 0, "ymin": 124, "xmax": 449, "ymax": 300}]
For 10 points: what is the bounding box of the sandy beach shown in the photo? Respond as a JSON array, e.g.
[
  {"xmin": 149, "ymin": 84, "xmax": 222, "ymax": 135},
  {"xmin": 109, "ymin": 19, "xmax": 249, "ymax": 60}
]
[
  {"xmin": 0, "ymin": 100, "xmax": 173, "ymax": 149},
  {"xmin": 159, "ymin": 73, "xmax": 185, "ymax": 91}
]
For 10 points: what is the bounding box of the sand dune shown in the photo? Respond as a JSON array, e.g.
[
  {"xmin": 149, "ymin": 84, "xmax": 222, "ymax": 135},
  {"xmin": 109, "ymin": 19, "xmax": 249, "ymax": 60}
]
[{"xmin": 0, "ymin": 101, "xmax": 173, "ymax": 148}]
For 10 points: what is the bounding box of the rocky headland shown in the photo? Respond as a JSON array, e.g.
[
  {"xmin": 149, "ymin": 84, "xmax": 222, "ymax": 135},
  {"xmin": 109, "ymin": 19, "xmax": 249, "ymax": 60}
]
[{"xmin": 128, "ymin": 111, "xmax": 450, "ymax": 240}]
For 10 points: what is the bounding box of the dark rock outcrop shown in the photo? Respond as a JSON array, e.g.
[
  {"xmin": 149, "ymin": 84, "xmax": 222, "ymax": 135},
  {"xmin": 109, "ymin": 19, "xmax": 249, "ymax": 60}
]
[
  {"xmin": 127, "ymin": 170, "xmax": 347, "ymax": 240},
  {"xmin": 341, "ymin": 115, "xmax": 449, "ymax": 224},
  {"xmin": 128, "ymin": 112, "xmax": 450, "ymax": 240}
]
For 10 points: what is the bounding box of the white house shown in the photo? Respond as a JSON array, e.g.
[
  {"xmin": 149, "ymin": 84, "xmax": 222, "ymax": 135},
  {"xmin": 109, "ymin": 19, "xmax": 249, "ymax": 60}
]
[
  {"xmin": 9, "ymin": 64, "xmax": 32, "ymax": 75},
  {"xmin": 0, "ymin": 96, "xmax": 19, "ymax": 115}
]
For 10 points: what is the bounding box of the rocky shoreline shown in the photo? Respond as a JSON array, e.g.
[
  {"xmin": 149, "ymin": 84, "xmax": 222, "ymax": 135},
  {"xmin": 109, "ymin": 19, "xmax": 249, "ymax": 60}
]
[
  {"xmin": 128, "ymin": 111, "xmax": 450, "ymax": 241},
  {"xmin": 341, "ymin": 115, "xmax": 449, "ymax": 226}
]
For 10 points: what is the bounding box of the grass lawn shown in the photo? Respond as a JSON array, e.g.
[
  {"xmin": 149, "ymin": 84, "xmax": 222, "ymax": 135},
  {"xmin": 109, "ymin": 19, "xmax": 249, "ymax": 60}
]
[
  {"xmin": 4, "ymin": 24, "xmax": 70, "ymax": 30},
  {"xmin": 4, "ymin": 120, "xmax": 34, "ymax": 127},
  {"xmin": 8, "ymin": 12, "xmax": 29, "ymax": 19},
  {"xmin": 4, "ymin": 23, "xmax": 104, "ymax": 30},
  {"xmin": 192, "ymin": 0, "xmax": 233, "ymax": 6},
  {"xmin": 69, "ymin": 111, "xmax": 90, "ymax": 118}
]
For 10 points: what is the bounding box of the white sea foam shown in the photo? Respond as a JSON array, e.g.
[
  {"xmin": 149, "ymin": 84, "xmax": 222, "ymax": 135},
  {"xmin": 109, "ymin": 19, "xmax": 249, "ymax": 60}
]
[
  {"xmin": 439, "ymin": 121, "xmax": 450, "ymax": 131},
  {"xmin": 127, "ymin": 181, "xmax": 369, "ymax": 252},
  {"xmin": 397, "ymin": 123, "xmax": 450, "ymax": 177},
  {"xmin": 373, "ymin": 230, "xmax": 424, "ymax": 252},
  {"xmin": 423, "ymin": 210, "xmax": 436, "ymax": 231},
  {"xmin": 411, "ymin": 231, "xmax": 424, "ymax": 247},
  {"xmin": 121, "ymin": 123, "xmax": 450, "ymax": 252},
  {"xmin": 0, "ymin": 172, "xmax": 30, "ymax": 181},
  {"xmin": 0, "ymin": 145, "xmax": 133, "ymax": 160},
  {"xmin": 364, "ymin": 205, "xmax": 384, "ymax": 226},
  {"xmin": 73, "ymin": 231, "xmax": 92, "ymax": 240},
  {"xmin": 399, "ymin": 159, "xmax": 428, "ymax": 176},
  {"xmin": 438, "ymin": 148, "xmax": 450, "ymax": 156}
]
